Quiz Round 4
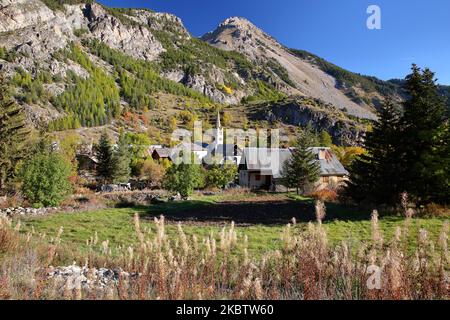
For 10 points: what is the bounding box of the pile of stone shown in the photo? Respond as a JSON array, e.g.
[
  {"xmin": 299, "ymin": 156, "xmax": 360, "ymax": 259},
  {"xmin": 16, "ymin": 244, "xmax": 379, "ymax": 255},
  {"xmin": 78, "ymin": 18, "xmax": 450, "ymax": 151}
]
[
  {"xmin": 0, "ymin": 206, "xmax": 58, "ymax": 218},
  {"xmin": 101, "ymin": 190, "xmax": 169, "ymax": 206},
  {"xmin": 47, "ymin": 265, "xmax": 139, "ymax": 289}
]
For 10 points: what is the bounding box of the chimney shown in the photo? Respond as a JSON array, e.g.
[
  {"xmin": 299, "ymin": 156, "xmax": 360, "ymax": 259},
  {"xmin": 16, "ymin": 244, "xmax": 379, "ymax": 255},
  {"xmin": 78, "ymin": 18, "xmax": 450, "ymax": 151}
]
[{"xmin": 318, "ymin": 149, "xmax": 327, "ymax": 160}]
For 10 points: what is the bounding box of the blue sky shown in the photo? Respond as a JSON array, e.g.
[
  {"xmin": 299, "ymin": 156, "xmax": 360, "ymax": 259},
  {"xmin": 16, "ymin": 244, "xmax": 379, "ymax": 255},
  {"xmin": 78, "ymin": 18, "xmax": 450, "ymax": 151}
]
[{"xmin": 98, "ymin": 0, "xmax": 450, "ymax": 85}]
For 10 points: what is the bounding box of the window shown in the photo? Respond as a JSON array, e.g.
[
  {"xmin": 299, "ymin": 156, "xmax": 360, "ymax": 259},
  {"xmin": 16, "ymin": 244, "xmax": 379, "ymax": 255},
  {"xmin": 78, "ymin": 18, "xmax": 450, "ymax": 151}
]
[{"xmin": 255, "ymin": 174, "xmax": 261, "ymax": 181}]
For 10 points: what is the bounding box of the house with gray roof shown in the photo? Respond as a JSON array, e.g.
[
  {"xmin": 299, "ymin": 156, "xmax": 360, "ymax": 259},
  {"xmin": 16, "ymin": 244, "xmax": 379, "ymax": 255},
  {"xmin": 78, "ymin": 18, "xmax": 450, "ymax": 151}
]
[
  {"xmin": 151, "ymin": 148, "xmax": 173, "ymax": 162},
  {"xmin": 238, "ymin": 147, "xmax": 348, "ymax": 191}
]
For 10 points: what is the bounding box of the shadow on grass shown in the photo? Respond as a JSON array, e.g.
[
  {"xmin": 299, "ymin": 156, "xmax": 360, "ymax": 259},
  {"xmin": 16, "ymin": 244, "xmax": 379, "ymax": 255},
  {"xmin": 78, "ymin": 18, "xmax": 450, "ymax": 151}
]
[{"xmin": 135, "ymin": 197, "xmax": 371, "ymax": 226}]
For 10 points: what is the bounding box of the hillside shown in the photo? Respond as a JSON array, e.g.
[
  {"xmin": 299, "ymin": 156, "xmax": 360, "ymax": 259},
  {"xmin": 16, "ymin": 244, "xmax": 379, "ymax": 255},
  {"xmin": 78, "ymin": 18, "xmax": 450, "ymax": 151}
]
[{"xmin": 0, "ymin": 0, "xmax": 447, "ymax": 145}]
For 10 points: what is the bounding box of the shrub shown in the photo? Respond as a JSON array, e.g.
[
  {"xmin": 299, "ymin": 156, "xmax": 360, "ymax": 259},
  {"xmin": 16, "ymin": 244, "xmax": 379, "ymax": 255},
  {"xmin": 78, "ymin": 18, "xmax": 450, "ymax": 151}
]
[
  {"xmin": 205, "ymin": 164, "xmax": 237, "ymax": 189},
  {"xmin": 73, "ymin": 28, "xmax": 89, "ymax": 37},
  {"xmin": 19, "ymin": 153, "xmax": 73, "ymax": 207},
  {"xmin": 418, "ymin": 203, "xmax": 449, "ymax": 218},
  {"xmin": 139, "ymin": 159, "xmax": 165, "ymax": 188},
  {"xmin": 311, "ymin": 189, "xmax": 339, "ymax": 202},
  {"xmin": 163, "ymin": 162, "xmax": 204, "ymax": 198}
]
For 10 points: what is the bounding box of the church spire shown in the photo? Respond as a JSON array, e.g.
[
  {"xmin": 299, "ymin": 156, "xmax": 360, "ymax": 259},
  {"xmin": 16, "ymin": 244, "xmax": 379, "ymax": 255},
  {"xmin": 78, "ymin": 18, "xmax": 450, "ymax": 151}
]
[
  {"xmin": 217, "ymin": 110, "xmax": 221, "ymax": 129},
  {"xmin": 215, "ymin": 110, "xmax": 224, "ymax": 145}
]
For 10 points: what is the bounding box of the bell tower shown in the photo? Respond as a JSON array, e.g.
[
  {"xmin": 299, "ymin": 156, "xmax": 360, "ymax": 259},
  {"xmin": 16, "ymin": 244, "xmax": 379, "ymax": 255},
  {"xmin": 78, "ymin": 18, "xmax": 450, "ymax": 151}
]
[{"xmin": 215, "ymin": 110, "xmax": 224, "ymax": 145}]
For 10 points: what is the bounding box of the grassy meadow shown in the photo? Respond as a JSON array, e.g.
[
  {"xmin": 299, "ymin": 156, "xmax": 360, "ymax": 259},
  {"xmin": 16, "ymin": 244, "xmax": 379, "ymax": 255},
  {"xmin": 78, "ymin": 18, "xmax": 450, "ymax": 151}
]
[{"xmin": 17, "ymin": 193, "xmax": 447, "ymax": 257}]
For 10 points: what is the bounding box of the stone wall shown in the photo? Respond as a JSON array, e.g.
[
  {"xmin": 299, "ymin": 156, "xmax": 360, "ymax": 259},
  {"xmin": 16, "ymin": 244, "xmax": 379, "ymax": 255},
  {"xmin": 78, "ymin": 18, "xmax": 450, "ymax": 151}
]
[{"xmin": 0, "ymin": 206, "xmax": 58, "ymax": 218}]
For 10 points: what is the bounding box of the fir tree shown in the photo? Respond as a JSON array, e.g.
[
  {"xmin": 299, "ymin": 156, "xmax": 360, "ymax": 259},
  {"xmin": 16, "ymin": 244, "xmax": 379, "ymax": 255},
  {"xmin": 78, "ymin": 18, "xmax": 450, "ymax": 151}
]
[
  {"xmin": 0, "ymin": 76, "xmax": 30, "ymax": 191},
  {"xmin": 346, "ymin": 65, "xmax": 449, "ymax": 205},
  {"xmin": 112, "ymin": 132, "xmax": 131, "ymax": 184},
  {"xmin": 282, "ymin": 130, "xmax": 321, "ymax": 194},
  {"xmin": 95, "ymin": 131, "xmax": 114, "ymax": 183},
  {"xmin": 398, "ymin": 65, "xmax": 449, "ymax": 203},
  {"xmin": 345, "ymin": 98, "xmax": 402, "ymax": 204}
]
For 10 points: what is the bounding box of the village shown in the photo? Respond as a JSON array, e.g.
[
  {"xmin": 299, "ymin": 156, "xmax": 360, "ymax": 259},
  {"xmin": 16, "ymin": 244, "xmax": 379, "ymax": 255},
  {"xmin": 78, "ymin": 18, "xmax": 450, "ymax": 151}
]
[{"xmin": 74, "ymin": 112, "xmax": 348, "ymax": 197}]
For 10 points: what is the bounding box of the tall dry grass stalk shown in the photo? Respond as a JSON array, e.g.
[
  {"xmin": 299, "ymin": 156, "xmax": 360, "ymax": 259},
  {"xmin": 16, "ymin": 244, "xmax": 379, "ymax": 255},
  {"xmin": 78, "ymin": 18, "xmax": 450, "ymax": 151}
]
[
  {"xmin": 315, "ymin": 200, "xmax": 326, "ymax": 224},
  {"xmin": 0, "ymin": 207, "xmax": 448, "ymax": 300}
]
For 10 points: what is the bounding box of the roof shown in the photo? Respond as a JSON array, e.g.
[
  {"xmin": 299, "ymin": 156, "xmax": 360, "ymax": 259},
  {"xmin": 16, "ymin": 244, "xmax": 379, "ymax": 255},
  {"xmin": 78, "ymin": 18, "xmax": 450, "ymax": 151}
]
[
  {"xmin": 76, "ymin": 154, "xmax": 99, "ymax": 164},
  {"xmin": 152, "ymin": 148, "xmax": 173, "ymax": 158},
  {"xmin": 241, "ymin": 148, "xmax": 292, "ymax": 178},
  {"xmin": 309, "ymin": 147, "xmax": 349, "ymax": 176},
  {"xmin": 241, "ymin": 147, "xmax": 348, "ymax": 178},
  {"xmin": 208, "ymin": 144, "xmax": 242, "ymax": 156},
  {"xmin": 175, "ymin": 141, "xmax": 208, "ymax": 152}
]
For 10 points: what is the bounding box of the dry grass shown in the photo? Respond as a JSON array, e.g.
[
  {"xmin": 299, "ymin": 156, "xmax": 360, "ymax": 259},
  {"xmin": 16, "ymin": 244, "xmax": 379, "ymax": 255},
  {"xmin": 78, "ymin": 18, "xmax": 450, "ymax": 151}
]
[{"xmin": 0, "ymin": 206, "xmax": 448, "ymax": 300}]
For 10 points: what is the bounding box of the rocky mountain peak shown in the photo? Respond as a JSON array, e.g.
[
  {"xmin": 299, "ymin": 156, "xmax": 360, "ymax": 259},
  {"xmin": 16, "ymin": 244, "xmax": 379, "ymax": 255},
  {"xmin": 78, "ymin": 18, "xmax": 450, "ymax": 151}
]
[
  {"xmin": 203, "ymin": 17, "xmax": 377, "ymax": 120},
  {"xmin": 220, "ymin": 16, "xmax": 257, "ymax": 29},
  {"xmin": 202, "ymin": 16, "xmax": 273, "ymax": 54}
]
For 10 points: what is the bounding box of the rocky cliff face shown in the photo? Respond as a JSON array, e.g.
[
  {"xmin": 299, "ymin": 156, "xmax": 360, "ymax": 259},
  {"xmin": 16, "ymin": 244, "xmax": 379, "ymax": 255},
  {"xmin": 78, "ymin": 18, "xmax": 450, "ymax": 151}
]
[
  {"xmin": 0, "ymin": 0, "xmax": 243, "ymax": 106},
  {"xmin": 84, "ymin": 4, "xmax": 164, "ymax": 61},
  {"xmin": 0, "ymin": 1, "xmax": 164, "ymax": 69},
  {"xmin": 202, "ymin": 17, "xmax": 377, "ymax": 120},
  {"xmin": 256, "ymin": 98, "xmax": 366, "ymax": 145}
]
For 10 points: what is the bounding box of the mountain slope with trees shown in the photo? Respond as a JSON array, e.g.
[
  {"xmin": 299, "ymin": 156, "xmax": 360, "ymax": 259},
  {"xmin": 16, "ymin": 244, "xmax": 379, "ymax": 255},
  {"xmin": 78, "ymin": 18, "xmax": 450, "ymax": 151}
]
[{"xmin": 0, "ymin": 0, "xmax": 449, "ymax": 147}]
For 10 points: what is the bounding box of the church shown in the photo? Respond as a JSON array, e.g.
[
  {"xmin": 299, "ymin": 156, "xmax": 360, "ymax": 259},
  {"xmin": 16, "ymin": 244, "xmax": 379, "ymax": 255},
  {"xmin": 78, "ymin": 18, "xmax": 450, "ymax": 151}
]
[
  {"xmin": 151, "ymin": 111, "xmax": 243, "ymax": 165},
  {"xmin": 203, "ymin": 111, "xmax": 243, "ymax": 165}
]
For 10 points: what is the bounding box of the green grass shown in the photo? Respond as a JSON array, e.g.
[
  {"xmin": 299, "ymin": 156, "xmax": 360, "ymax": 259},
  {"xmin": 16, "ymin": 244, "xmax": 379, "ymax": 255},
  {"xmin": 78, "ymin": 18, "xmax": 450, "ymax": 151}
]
[
  {"xmin": 18, "ymin": 195, "xmax": 447, "ymax": 257},
  {"xmin": 18, "ymin": 207, "xmax": 285, "ymax": 257}
]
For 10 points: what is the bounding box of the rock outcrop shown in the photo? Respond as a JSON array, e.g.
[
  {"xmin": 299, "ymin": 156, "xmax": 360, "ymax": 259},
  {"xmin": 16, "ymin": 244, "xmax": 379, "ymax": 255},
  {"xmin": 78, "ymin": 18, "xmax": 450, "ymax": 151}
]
[
  {"xmin": 250, "ymin": 98, "xmax": 366, "ymax": 145},
  {"xmin": 0, "ymin": 1, "xmax": 164, "ymax": 64},
  {"xmin": 84, "ymin": 3, "xmax": 164, "ymax": 61},
  {"xmin": 126, "ymin": 10, "xmax": 191, "ymax": 38}
]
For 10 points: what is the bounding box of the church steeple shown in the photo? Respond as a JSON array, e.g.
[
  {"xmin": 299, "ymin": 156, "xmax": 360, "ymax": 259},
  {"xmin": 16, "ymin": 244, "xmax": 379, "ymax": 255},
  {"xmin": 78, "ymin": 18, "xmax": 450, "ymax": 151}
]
[
  {"xmin": 217, "ymin": 110, "xmax": 222, "ymax": 129},
  {"xmin": 215, "ymin": 110, "xmax": 224, "ymax": 145}
]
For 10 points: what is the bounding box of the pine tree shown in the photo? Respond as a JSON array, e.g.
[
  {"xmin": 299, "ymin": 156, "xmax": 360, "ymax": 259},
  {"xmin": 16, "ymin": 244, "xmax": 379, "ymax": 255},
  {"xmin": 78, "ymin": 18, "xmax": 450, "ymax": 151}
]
[
  {"xmin": 398, "ymin": 65, "xmax": 449, "ymax": 203},
  {"xmin": 95, "ymin": 131, "xmax": 114, "ymax": 183},
  {"xmin": 346, "ymin": 65, "xmax": 449, "ymax": 205},
  {"xmin": 345, "ymin": 98, "xmax": 402, "ymax": 204},
  {"xmin": 282, "ymin": 130, "xmax": 321, "ymax": 194},
  {"xmin": 319, "ymin": 130, "xmax": 333, "ymax": 147},
  {"xmin": 20, "ymin": 152, "xmax": 73, "ymax": 207},
  {"xmin": 0, "ymin": 76, "xmax": 30, "ymax": 191},
  {"xmin": 112, "ymin": 132, "xmax": 131, "ymax": 184}
]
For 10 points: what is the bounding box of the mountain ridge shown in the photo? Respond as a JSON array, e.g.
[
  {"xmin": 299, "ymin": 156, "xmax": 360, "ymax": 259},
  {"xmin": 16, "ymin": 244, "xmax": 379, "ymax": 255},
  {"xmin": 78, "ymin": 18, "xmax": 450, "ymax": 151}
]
[{"xmin": 0, "ymin": 0, "xmax": 448, "ymax": 145}]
